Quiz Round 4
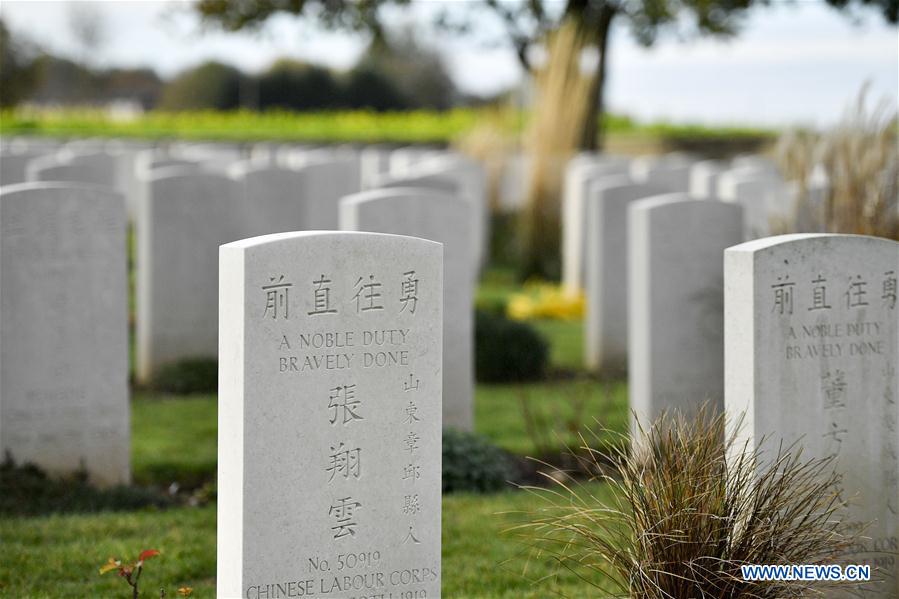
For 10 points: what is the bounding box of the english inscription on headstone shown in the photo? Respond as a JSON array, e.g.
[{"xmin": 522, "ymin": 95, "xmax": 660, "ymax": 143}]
[
  {"xmin": 218, "ymin": 231, "xmax": 442, "ymax": 599},
  {"xmin": 725, "ymin": 234, "xmax": 898, "ymax": 598}
]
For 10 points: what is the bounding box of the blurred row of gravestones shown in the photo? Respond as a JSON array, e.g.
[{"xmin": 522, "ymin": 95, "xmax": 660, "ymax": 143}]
[{"xmin": 0, "ymin": 135, "xmax": 896, "ymax": 597}]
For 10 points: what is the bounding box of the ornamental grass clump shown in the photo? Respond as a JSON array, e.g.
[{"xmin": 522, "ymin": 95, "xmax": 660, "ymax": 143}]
[
  {"xmin": 515, "ymin": 408, "xmax": 863, "ymax": 598},
  {"xmin": 775, "ymin": 85, "xmax": 898, "ymax": 240}
]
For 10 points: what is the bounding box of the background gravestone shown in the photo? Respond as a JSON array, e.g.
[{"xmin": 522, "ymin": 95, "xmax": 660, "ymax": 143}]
[
  {"xmin": 218, "ymin": 231, "xmax": 442, "ymax": 599},
  {"xmin": 0, "ymin": 151, "xmax": 46, "ymax": 185},
  {"xmin": 297, "ymin": 159, "xmax": 363, "ymax": 230},
  {"xmin": 689, "ymin": 159, "xmax": 725, "ymax": 199},
  {"xmin": 340, "ymin": 187, "xmax": 474, "ymax": 431},
  {"xmin": 629, "ymin": 195, "xmax": 744, "ymax": 433},
  {"xmin": 584, "ymin": 177, "xmax": 669, "ymax": 374},
  {"xmin": 136, "ymin": 170, "xmax": 242, "ymax": 383},
  {"xmin": 230, "ymin": 164, "xmax": 310, "ymax": 238},
  {"xmin": 717, "ymin": 166, "xmax": 786, "ymax": 239},
  {"xmin": 561, "ymin": 158, "xmax": 631, "ymax": 294},
  {"xmin": 372, "ymin": 165, "xmax": 487, "ymax": 272},
  {"xmin": 629, "ymin": 154, "xmax": 694, "ymax": 191},
  {"xmin": 0, "ymin": 183, "xmax": 129, "ymax": 486},
  {"xmin": 725, "ymin": 234, "xmax": 898, "ymax": 598}
]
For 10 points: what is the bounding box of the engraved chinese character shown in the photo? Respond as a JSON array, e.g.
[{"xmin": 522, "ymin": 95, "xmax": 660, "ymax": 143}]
[
  {"xmin": 403, "ymin": 400, "xmax": 420, "ymax": 424},
  {"xmin": 403, "ymin": 432, "xmax": 421, "ymax": 453},
  {"xmin": 402, "ymin": 494, "xmax": 421, "ymax": 515},
  {"xmin": 399, "ymin": 271, "xmax": 419, "ymax": 314},
  {"xmin": 771, "ymin": 275, "xmax": 794, "ymax": 315},
  {"xmin": 329, "ymin": 497, "xmax": 362, "ymax": 539},
  {"xmin": 823, "ymin": 421, "xmax": 848, "ymax": 446},
  {"xmin": 308, "ymin": 274, "xmax": 337, "ymax": 315},
  {"xmin": 403, "ymin": 373, "xmax": 420, "ymax": 392},
  {"xmin": 808, "ymin": 274, "xmax": 831, "ymax": 311},
  {"xmin": 402, "ymin": 525, "xmax": 420, "ymax": 545},
  {"xmin": 888, "ymin": 499, "xmax": 898, "ymax": 516},
  {"xmin": 329, "ymin": 384, "xmax": 363, "ymax": 425},
  {"xmin": 883, "ymin": 270, "xmax": 897, "ymax": 309},
  {"xmin": 845, "ymin": 275, "xmax": 869, "ymax": 309},
  {"xmin": 353, "ymin": 275, "xmax": 384, "ymax": 312},
  {"xmin": 403, "ymin": 463, "xmax": 421, "ymax": 482},
  {"xmin": 822, "ymin": 370, "xmax": 847, "ymax": 409},
  {"xmin": 326, "ymin": 442, "xmax": 362, "ymax": 481},
  {"xmin": 262, "ymin": 275, "xmax": 292, "ymax": 319}
]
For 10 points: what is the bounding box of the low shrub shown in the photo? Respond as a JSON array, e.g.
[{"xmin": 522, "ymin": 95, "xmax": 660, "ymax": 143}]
[
  {"xmin": 442, "ymin": 429, "xmax": 516, "ymax": 494},
  {"xmin": 475, "ymin": 309, "xmax": 549, "ymax": 383},
  {"xmin": 1, "ymin": 455, "xmax": 171, "ymax": 516},
  {"xmin": 149, "ymin": 358, "xmax": 217, "ymax": 394}
]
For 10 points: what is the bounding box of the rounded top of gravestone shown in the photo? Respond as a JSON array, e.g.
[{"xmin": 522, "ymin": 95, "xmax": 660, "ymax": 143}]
[
  {"xmin": 221, "ymin": 229, "xmax": 444, "ymax": 251},
  {"xmin": 145, "ymin": 165, "xmax": 223, "ymax": 183},
  {"xmin": 630, "ymin": 194, "xmax": 743, "ymax": 220},
  {"xmin": 725, "ymin": 233, "xmax": 899, "ymax": 255},
  {"xmin": 341, "ymin": 186, "xmax": 462, "ymax": 207}
]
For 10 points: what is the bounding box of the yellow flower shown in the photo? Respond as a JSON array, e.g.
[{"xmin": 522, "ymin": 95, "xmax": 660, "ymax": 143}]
[
  {"xmin": 98, "ymin": 557, "xmax": 121, "ymax": 575},
  {"xmin": 178, "ymin": 587, "xmax": 193, "ymax": 597},
  {"xmin": 507, "ymin": 282, "xmax": 584, "ymax": 321}
]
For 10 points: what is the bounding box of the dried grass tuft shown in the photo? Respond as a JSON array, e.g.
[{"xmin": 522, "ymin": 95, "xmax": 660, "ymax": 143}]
[{"xmin": 511, "ymin": 407, "xmax": 867, "ymax": 598}]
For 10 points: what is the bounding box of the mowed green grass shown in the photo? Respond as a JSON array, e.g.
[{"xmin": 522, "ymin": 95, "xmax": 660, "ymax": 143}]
[
  {"xmin": 2, "ymin": 270, "xmax": 628, "ymax": 598},
  {"xmin": 0, "ymin": 483, "xmax": 617, "ymax": 598}
]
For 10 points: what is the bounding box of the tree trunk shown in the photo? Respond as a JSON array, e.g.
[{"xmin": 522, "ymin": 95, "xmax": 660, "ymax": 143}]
[{"xmin": 579, "ymin": 6, "xmax": 615, "ymax": 151}]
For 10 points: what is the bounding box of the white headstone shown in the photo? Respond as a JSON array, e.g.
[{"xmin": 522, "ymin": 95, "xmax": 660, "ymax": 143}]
[
  {"xmin": 359, "ymin": 146, "xmax": 390, "ymax": 190},
  {"xmin": 389, "ymin": 147, "xmax": 429, "ymax": 175},
  {"xmin": 629, "ymin": 195, "xmax": 744, "ymax": 432},
  {"xmin": 498, "ymin": 153, "xmax": 531, "ymax": 212},
  {"xmin": 27, "ymin": 157, "xmax": 99, "ymax": 186},
  {"xmin": 629, "ymin": 154, "xmax": 693, "ymax": 191},
  {"xmin": 298, "ymin": 159, "xmax": 363, "ymax": 230},
  {"xmin": 717, "ymin": 167, "xmax": 786, "ymax": 239},
  {"xmin": 218, "ymin": 231, "xmax": 442, "ymax": 599},
  {"xmin": 584, "ymin": 177, "xmax": 669, "ymax": 373},
  {"xmin": 688, "ymin": 160, "xmax": 725, "ymax": 199},
  {"xmin": 561, "ymin": 159, "xmax": 632, "ymax": 294},
  {"xmin": 135, "ymin": 171, "xmax": 242, "ymax": 383},
  {"xmin": 725, "ymin": 234, "xmax": 898, "ymax": 597},
  {"xmin": 340, "ymin": 187, "xmax": 474, "ymax": 431},
  {"xmin": 413, "ymin": 154, "xmax": 489, "ymax": 269},
  {"xmin": 1, "ymin": 151, "xmax": 43, "ymax": 186},
  {"xmin": 230, "ymin": 164, "xmax": 309, "ymax": 238},
  {"xmin": 373, "ymin": 167, "xmax": 485, "ymax": 272},
  {"xmin": 0, "ymin": 183, "xmax": 129, "ymax": 486}
]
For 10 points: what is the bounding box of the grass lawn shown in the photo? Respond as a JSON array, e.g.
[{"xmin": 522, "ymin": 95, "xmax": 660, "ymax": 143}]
[
  {"xmin": 0, "ymin": 483, "xmax": 617, "ymax": 598},
  {"xmin": 2, "ymin": 268, "xmax": 628, "ymax": 598}
]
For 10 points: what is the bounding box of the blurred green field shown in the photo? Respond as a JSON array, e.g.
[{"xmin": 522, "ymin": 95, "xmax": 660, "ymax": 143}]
[{"xmin": 0, "ymin": 107, "xmax": 775, "ymax": 147}]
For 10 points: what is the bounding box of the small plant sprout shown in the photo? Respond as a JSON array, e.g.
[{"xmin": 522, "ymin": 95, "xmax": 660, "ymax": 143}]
[{"xmin": 99, "ymin": 549, "xmax": 160, "ymax": 599}]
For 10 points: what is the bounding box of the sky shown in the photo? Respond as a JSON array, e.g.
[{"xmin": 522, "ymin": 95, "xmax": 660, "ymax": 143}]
[{"xmin": 2, "ymin": 0, "xmax": 897, "ymax": 127}]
